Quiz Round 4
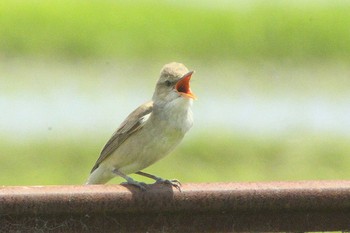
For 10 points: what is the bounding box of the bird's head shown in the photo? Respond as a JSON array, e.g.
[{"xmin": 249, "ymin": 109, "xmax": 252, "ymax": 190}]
[{"xmin": 152, "ymin": 62, "xmax": 196, "ymax": 105}]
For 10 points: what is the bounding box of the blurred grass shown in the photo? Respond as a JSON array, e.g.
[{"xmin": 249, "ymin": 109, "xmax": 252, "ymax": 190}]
[
  {"xmin": 0, "ymin": 1, "xmax": 350, "ymax": 62},
  {"xmin": 1, "ymin": 1, "xmax": 350, "ymax": 186},
  {"xmin": 1, "ymin": 132, "xmax": 349, "ymax": 185}
]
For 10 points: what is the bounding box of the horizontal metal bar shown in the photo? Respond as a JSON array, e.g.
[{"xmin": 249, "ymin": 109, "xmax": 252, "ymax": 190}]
[{"xmin": 1, "ymin": 181, "xmax": 350, "ymax": 232}]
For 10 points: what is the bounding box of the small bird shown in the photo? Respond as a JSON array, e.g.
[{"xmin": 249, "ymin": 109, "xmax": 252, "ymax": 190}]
[{"xmin": 86, "ymin": 62, "xmax": 196, "ymax": 190}]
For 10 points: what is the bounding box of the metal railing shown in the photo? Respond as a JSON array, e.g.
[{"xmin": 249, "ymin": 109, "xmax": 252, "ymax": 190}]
[{"xmin": 1, "ymin": 181, "xmax": 350, "ymax": 232}]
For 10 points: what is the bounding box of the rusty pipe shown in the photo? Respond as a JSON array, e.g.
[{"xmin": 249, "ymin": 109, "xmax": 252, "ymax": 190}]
[{"xmin": 1, "ymin": 181, "xmax": 350, "ymax": 232}]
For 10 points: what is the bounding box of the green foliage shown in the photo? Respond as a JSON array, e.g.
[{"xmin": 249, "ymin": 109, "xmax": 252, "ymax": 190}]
[
  {"xmin": 1, "ymin": 1, "xmax": 349, "ymax": 186},
  {"xmin": 0, "ymin": 1, "xmax": 350, "ymax": 62},
  {"xmin": 1, "ymin": 132, "xmax": 349, "ymax": 185}
]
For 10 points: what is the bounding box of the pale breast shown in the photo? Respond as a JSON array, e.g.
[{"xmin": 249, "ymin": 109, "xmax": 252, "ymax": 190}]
[{"xmin": 101, "ymin": 97, "xmax": 193, "ymax": 175}]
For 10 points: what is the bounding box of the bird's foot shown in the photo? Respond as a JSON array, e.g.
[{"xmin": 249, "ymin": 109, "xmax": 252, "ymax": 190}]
[
  {"xmin": 135, "ymin": 171, "xmax": 182, "ymax": 191},
  {"xmin": 121, "ymin": 179, "xmax": 148, "ymax": 191},
  {"xmin": 155, "ymin": 178, "xmax": 182, "ymax": 191},
  {"xmin": 113, "ymin": 169, "xmax": 148, "ymax": 191}
]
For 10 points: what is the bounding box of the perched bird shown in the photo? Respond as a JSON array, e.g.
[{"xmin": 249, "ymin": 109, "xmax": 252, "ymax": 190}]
[{"xmin": 86, "ymin": 62, "xmax": 196, "ymax": 190}]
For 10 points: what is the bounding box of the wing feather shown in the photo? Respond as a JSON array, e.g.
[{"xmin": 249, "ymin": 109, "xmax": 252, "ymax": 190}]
[{"xmin": 90, "ymin": 101, "xmax": 153, "ymax": 173}]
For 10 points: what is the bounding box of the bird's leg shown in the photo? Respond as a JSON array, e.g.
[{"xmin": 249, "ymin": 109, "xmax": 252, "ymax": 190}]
[
  {"xmin": 113, "ymin": 169, "xmax": 148, "ymax": 191},
  {"xmin": 135, "ymin": 171, "xmax": 181, "ymax": 191}
]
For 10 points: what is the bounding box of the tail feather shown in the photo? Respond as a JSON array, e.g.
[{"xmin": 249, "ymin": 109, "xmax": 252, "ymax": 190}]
[{"xmin": 85, "ymin": 166, "xmax": 114, "ymax": 185}]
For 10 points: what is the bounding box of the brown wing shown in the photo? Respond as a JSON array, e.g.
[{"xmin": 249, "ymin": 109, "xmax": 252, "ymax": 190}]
[{"xmin": 90, "ymin": 101, "xmax": 153, "ymax": 173}]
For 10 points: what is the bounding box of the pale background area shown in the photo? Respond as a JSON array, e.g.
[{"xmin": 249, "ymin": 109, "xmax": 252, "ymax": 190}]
[{"xmin": 1, "ymin": 0, "xmax": 349, "ymax": 185}]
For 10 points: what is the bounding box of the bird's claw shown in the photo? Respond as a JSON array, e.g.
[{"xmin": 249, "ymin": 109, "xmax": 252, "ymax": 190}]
[
  {"xmin": 121, "ymin": 180, "xmax": 148, "ymax": 191},
  {"xmin": 155, "ymin": 178, "xmax": 182, "ymax": 191}
]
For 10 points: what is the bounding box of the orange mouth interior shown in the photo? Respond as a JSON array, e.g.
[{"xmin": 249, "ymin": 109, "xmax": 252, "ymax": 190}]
[{"xmin": 175, "ymin": 71, "xmax": 196, "ymax": 99}]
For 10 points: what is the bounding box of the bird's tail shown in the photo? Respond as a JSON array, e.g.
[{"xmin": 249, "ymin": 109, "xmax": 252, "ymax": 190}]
[{"xmin": 85, "ymin": 166, "xmax": 113, "ymax": 185}]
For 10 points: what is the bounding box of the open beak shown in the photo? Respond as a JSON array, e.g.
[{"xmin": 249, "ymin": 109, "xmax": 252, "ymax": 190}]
[{"xmin": 175, "ymin": 71, "xmax": 196, "ymax": 99}]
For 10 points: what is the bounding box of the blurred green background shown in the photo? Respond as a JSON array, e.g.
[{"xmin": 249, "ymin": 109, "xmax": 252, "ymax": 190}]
[{"xmin": 1, "ymin": 0, "xmax": 350, "ymax": 186}]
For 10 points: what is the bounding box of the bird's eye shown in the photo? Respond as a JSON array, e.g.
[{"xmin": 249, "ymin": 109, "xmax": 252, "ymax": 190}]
[{"xmin": 165, "ymin": 80, "xmax": 172, "ymax": 87}]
